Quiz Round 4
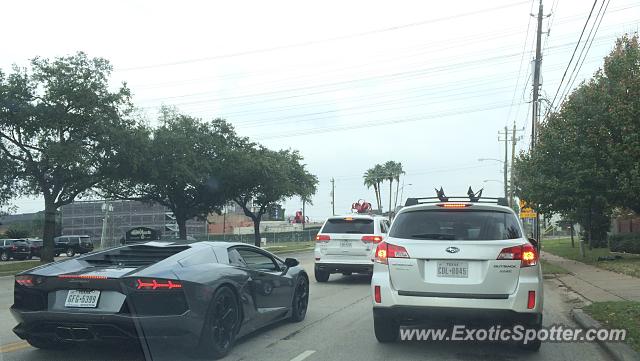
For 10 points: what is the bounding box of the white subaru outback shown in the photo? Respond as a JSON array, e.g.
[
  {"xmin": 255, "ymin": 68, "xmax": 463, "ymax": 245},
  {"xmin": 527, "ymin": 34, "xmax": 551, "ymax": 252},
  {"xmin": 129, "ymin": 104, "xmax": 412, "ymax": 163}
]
[
  {"xmin": 371, "ymin": 197, "xmax": 543, "ymax": 350},
  {"xmin": 314, "ymin": 214, "xmax": 390, "ymax": 282}
]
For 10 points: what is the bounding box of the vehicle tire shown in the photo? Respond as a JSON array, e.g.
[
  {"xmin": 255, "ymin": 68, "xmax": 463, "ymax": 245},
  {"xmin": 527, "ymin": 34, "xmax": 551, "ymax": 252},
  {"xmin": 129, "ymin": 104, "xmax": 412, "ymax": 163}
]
[
  {"xmin": 66, "ymin": 248, "xmax": 75, "ymax": 257},
  {"xmin": 197, "ymin": 286, "xmax": 241, "ymax": 359},
  {"xmin": 28, "ymin": 254, "xmax": 33, "ymax": 260},
  {"xmin": 517, "ymin": 314, "xmax": 542, "ymax": 352},
  {"xmin": 25, "ymin": 336, "xmax": 70, "ymax": 350},
  {"xmin": 314, "ymin": 268, "xmax": 330, "ymax": 282},
  {"xmin": 54, "ymin": 252, "xmax": 60, "ymax": 257},
  {"xmin": 290, "ymin": 276, "xmax": 309, "ymax": 322},
  {"xmin": 373, "ymin": 313, "xmax": 399, "ymax": 343},
  {"xmin": 0, "ymin": 252, "xmax": 8, "ymax": 262}
]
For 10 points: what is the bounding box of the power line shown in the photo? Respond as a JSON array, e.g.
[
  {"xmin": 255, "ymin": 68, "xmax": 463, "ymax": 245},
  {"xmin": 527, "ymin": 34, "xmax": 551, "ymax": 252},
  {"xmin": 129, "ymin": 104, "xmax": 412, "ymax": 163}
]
[
  {"xmin": 117, "ymin": 1, "xmax": 530, "ymax": 71},
  {"xmin": 557, "ymin": 0, "xmax": 612, "ymax": 106},
  {"xmin": 252, "ymin": 101, "xmax": 524, "ymax": 140},
  {"xmin": 547, "ymin": 0, "xmax": 600, "ymax": 113}
]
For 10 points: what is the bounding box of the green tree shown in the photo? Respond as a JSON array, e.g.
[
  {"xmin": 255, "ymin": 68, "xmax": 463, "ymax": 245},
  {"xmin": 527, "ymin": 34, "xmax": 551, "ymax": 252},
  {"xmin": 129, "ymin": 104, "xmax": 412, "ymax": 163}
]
[
  {"xmin": 0, "ymin": 52, "xmax": 134, "ymax": 261},
  {"xmin": 363, "ymin": 168, "xmax": 381, "ymax": 211},
  {"xmin": 106, "ymin": 107, "xmax": 242, "ymax": 240},
  {"xmin": 229, "ymin": 146, "xmax": 317, "ymax": 247},
  {"xmin": 514, "ymin": 35, "xmax": 640, "ymax": 248},
  {"xmin": 4, "ymin": 228, "xmax": 30, "ymax": 239}
]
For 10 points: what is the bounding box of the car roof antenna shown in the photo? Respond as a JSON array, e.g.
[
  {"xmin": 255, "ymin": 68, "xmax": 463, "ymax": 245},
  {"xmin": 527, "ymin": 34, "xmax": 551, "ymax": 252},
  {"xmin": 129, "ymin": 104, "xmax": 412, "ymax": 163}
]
[
  {"xmin": 467, "ymin": 187, "xmax": 483, "ymax": 202},
  {"xmin": 435, "ymin": 187, "xmax": 448, "ymax": 202}
]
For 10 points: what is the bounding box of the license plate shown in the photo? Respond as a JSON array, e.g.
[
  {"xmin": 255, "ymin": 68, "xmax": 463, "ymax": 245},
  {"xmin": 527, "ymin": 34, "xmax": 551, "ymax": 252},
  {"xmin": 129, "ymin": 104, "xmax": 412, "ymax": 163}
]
[
  {"xmin": 340, "ymin": 240, "xmax": 352, "ymax": 248},
  {"xmin": 65, "ymin": 290, "xmax": 100, "ymax": 308},
  {"xmin": 437, "ymin": 261, "xmax": 469, "ymax": 278}
]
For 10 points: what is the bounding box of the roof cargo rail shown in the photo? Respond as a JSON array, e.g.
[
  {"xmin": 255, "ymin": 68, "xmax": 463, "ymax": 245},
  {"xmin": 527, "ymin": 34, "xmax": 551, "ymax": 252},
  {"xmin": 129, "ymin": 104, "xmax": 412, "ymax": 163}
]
[{"xmin": 405, "ymin": 187, "xmax": 509, "ymax": 207}]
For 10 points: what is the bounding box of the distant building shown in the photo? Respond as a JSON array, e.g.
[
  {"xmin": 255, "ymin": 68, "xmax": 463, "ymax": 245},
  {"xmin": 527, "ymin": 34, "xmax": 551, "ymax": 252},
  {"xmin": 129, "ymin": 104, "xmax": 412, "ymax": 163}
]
[{"xmin": 60, "ymin": 200, "xmax": 206, "ymax": 246}]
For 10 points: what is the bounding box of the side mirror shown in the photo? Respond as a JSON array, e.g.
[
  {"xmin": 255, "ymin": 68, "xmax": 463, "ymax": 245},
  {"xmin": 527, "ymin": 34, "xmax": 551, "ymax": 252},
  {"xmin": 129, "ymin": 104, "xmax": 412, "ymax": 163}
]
[
  {"xmin": 528, "ymin": 237, "xmax": 539, "ymax": 248},
  {"xmin": 284, "ymin": 258, "xmax": 299, "ymax": 268}
]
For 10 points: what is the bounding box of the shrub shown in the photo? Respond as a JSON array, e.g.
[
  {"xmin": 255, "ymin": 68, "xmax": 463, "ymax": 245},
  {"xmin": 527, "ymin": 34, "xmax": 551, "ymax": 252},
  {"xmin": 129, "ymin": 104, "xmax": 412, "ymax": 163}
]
[{"xmin": 609, "ymin": 234, "xmax": 640, "ymax": 254}]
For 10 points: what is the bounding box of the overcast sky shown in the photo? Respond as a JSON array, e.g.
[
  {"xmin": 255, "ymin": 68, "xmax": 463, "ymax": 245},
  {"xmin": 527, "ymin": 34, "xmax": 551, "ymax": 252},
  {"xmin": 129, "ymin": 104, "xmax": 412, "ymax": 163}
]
[{"xmin": 2, "ymin": 0, "xmax": 639, "ymax": 220}]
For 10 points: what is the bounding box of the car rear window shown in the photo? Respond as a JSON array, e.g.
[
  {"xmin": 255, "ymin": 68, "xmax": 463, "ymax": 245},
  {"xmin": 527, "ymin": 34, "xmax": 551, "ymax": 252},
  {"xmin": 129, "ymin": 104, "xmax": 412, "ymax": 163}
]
[
  {"xmin": 390, "ymin": 210, "xmax": 522, "ymax": 240},
  {"xmin": 321, "ymin": 218, "xmax": 374, "ymax": 234}
]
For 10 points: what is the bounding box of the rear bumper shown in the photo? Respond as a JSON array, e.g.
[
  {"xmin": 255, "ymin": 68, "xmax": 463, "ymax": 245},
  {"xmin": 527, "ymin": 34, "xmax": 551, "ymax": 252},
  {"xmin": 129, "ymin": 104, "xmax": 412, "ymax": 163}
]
[
  {"xmin": 315, "ymin": 262, "xmax": 373, "ymax": 274},
  {"xmin": 10, "ymin": 306, "xmax": 201, "ymax": 346},
  {"xmin": 373, "ymin": 306, "xmax": 541, "ymax": 326}
]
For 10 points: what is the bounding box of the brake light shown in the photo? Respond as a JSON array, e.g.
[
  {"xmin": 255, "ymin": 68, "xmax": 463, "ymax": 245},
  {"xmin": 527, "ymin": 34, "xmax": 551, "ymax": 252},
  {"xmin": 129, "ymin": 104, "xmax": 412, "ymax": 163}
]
[
  {"xmin": 437, "ymin": 203, "xmax": 472, "ymax": 208},
  {"xmin": 315, "ymin": 234, "xmax": 330, "ymax": 242},
  {"xmin": 361, "ymin": 235, "xmax": 383, "ymax": 243},
  {"xmin": 374, "ymin": 285, "xmax": 381, "ymax": 303},
  {"xmin": 58, "ymin": 274, "xmax": 108, "ymax": 279},
  {"xmin": 374, "ymin": 241, "xmax": 409, "ymax": 264},
  {"xmin": 527, "ymin": 291, "xmax": 536, "ymax": 309},
  {"xmin": 136, "ymin": 278, "xmax": 182, "ymax": 290},
  {"xmin": 16, "ymin": 275, "xmax": 34, "ymax": 287},
  {"xmin": 497, "ymin": 243, "xmax": 538, "ymax": 267}
]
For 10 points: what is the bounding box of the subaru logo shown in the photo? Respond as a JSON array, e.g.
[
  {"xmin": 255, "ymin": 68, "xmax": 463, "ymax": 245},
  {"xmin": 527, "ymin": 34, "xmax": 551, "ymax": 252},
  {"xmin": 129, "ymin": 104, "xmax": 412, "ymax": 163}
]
[{"xmin": 446, "ymin": 246, "xmax": 460, "ymax": 254}]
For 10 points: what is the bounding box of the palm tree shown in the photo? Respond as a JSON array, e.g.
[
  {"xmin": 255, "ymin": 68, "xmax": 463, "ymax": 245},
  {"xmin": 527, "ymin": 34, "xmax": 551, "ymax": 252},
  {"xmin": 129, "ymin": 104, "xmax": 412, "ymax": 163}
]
[
  {"xmin": 363, "ymin": 168, "xmax": 381, "ymax": 211},
  {"xmin": 372, "ymin": 164, "xmax": 385, "ymax": 211},
  {"xmin": 383, "ymin": 161, "xmax": 396, "ymax": 218},
  {"xmin": 393, "ymin": 162, "xmax": 405, "ymax": 209}
]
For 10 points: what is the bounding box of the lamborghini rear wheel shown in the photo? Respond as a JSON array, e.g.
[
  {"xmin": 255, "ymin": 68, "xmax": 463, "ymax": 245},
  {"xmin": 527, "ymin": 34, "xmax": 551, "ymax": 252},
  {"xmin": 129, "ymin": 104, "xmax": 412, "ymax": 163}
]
[{"xmin": 198, "ymin": 286, "xmax": 240, "ymax": 359}]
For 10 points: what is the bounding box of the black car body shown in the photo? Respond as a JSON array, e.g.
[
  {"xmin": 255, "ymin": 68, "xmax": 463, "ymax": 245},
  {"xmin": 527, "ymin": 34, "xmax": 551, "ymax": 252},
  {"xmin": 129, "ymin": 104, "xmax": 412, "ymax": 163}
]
[
  {"xmin": 26, "ymin": 239, "xmax": 43, "ymax": 259},
  {"xmin": 0, "ymin": 239, "xmax": 31, "ymax": 261},
  {"xmin": 54, "ymin": 235, "xmax": 94, "ymax": 257},
  {"xmin": 11, "ymin": 241, "xmax": 309, "ymax": 359}
]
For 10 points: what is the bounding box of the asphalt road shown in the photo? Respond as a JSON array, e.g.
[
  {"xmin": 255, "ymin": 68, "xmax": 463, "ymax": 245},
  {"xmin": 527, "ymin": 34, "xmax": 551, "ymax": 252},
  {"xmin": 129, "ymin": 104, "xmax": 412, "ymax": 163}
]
[{"xmin": 0, "ymin": 251, "xmax": 608, "ymax": 361}]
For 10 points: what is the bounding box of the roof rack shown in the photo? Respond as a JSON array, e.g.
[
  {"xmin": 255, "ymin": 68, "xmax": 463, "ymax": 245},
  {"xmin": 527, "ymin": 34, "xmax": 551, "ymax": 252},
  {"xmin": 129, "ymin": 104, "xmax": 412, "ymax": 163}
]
[{"xmin": 405, "ymin": 187, "xmax": 509, "ymax": 207}]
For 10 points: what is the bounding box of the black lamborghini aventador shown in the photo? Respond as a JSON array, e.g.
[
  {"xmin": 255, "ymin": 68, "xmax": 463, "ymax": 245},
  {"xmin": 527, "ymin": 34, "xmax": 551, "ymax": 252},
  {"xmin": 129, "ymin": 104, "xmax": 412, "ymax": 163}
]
[{"xmin": 10, "ymin": 241, "xmax": 309, "ymax": 359}]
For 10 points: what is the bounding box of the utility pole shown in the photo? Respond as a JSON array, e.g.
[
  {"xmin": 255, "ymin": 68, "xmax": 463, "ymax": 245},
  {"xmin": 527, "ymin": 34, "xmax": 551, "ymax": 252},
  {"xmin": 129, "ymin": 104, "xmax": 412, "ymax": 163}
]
[
  {"xmin": 503, "ymin": 126, "xmax": 509, "ymax": 200},
  {"xmin": 531, "ymin": 0, "xmax": 544, "ymax": 243},
  {"xmin": 499, "ymin": 125, "xmax": 524, "ymax": 207},
  {"xmin": 510, "ymin": 121, "xmax": 523, "ymax": 208},
  {"xmin": 330, "ymin": 178, "xmax": 335, "ymax": 216}
]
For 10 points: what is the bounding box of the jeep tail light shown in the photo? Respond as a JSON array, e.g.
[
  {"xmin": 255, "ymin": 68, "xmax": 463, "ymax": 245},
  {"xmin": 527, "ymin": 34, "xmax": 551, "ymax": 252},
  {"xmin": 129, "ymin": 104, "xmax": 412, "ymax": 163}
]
[
  {"xmin": 315, "ymin": 234, "xmax": 330, "ymax": 242},
  {"xmin": 374, "ymin": 241, "xmax": 409, "ymax": 264},
  {"xmin": 361, "ymin": 235, "xmax": 383, "ymax": 243},
  {"xmin": 497, "ymin": 243, "xmax": 538, "ymax": 267},
  {"xmin": 136, "ymin": 278, "xmax": 182, "ymax": 290}
]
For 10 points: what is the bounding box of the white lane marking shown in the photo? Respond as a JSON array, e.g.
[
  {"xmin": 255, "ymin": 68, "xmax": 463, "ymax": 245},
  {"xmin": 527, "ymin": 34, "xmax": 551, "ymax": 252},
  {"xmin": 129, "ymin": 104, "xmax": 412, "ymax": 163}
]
[{"xmin": 290, "ymin": 350, "xmax": 316, "ymax": 361}]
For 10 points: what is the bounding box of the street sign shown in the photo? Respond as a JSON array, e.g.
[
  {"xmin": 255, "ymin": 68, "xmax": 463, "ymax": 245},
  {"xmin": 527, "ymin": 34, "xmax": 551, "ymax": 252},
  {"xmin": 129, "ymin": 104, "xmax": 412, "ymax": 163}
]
[{"xmin": 519, "ymin": 200, "xmax": 537, "ymax": 219}]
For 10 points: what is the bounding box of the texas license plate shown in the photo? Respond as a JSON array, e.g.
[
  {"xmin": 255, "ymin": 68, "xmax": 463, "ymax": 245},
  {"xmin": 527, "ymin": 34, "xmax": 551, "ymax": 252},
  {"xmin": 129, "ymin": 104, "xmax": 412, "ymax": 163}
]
[
  {"xmin": 437, "ymin": 261, "xmax": 469, "ymax": 278},
  {"xmin": 65, "ymin": 290, "xmax": 100, "ymax": 308},
  {"xmin": 340, "ymin": 240, "xmax": 352, "ymax": 248}
]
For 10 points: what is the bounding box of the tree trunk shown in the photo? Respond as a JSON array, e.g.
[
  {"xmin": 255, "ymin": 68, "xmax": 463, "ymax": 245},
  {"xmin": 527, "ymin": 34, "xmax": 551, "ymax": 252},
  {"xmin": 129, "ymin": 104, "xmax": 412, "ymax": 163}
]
[
  {"xmin": 388, "ymin": 180, "xmax": 393, "ymax": 220},
  {"xmin": 394, "ymin": 179, "xmax": 400, "ymax": 208},
  {"xmin": 253, "ymin": 216, "xmax": 262, "ymax": 247},
  {"xmin": 373, "ymin": 184, "xmax": 380, "ymax": 211},
  {"xmin": 570, "ymin": 224, "xmax": 575, "ymax": 248},
  {"xmin": 376, "ymin": 182, "xmax": 382, "ymax": 211},
  {"xmin": 41, "ymin": 199, "xmax": 57, "ymax": 263},
  {"xmin": 176, "ymin": 215, "xmax": 188, "ymax": 240}
]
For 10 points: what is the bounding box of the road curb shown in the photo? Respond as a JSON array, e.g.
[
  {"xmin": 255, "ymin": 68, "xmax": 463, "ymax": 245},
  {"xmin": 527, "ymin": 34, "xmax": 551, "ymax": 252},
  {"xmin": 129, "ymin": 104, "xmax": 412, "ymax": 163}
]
[{"xmin": 570, "ymin": 308, "xmax": 639, "ymax": 361}]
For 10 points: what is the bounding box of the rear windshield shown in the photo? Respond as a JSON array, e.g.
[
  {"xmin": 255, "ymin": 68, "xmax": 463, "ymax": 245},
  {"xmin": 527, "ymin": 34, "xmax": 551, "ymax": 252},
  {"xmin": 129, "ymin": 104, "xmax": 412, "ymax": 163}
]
[
  {"xmin": 321, "ymin": 218, "xmax": 374, "ymax": 234},
  {"xmin": 390, "ymin": 210, "xmax": 522, "ymax": 240}
]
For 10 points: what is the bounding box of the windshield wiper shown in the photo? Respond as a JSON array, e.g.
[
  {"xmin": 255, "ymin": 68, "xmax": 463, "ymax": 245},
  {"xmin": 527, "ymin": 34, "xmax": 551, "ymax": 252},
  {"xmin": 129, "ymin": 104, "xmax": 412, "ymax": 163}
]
[{"xmin": 410, "ymin": 233, "xmax": 455, "ymax": 240}]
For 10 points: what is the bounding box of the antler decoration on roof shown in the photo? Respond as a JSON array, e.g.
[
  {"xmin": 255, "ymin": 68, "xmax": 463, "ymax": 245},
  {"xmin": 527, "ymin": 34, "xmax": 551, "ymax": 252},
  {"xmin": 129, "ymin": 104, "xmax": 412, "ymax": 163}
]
[
  {"xmin": 435, "ymin": 187, "xmax": 448, "ymax": 202},
  {"xmin": 467, "ymin": 187, "xmax": 483, "ymax": 202}
]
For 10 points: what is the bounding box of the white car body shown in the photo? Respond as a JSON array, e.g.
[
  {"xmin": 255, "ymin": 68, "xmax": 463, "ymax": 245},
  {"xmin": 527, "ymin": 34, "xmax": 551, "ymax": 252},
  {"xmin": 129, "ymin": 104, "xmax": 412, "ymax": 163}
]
[
  {"xmin": 314, "ymin": 214, "xmax": 390, "ymax": 282},
  {"xmin": 371, "ymin": 200, "xmax": 544, "ymax": 349}
]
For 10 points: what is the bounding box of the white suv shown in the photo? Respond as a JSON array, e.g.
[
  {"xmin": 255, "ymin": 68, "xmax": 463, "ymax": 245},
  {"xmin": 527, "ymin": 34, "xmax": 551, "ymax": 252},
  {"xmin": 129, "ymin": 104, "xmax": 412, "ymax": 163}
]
[
  {"xmin": 314, "ymin": 215, "xmax": 390, "ymax": 282},
  {"xmin": 371, "ymin": 197, "xmax": 543, "ymax": 350}
]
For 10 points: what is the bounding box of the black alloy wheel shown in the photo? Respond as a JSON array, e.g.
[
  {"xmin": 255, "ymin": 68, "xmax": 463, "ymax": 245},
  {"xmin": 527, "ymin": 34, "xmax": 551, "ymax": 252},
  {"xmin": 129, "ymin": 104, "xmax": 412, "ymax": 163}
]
[{"xmin": 290, "ymin": 276, "xmax": 309, "ymax": 322}]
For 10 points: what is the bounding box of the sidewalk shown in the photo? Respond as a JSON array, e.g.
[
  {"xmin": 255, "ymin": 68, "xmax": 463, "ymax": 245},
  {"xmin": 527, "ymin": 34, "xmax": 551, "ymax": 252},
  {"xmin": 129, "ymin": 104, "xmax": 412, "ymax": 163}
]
[{"xmin": 542, "ymin": 252, "xmax": 640, "ymax": 302}]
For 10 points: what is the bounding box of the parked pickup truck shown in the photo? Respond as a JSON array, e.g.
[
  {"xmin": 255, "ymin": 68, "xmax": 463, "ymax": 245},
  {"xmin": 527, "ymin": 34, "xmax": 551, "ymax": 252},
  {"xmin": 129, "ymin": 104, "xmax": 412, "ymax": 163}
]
[{"xmin": 54, "ymin": 235, "xmax": 94, "ymax": 257}]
